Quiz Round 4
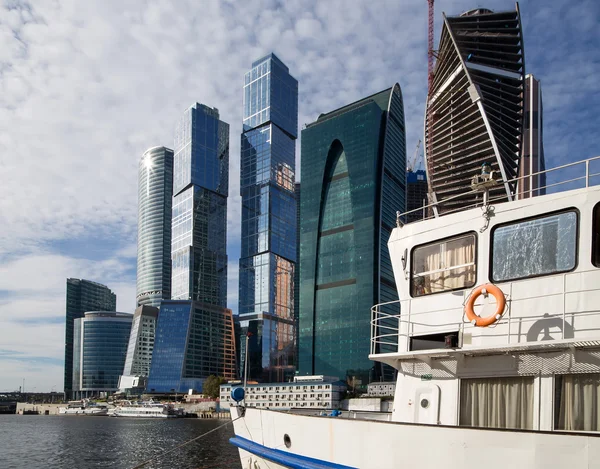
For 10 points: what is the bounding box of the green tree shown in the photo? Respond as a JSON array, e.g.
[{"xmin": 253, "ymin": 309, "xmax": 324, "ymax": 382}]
[{"xmin": 203, "ymin": 375, "xmax": 227, "ymax": 399}]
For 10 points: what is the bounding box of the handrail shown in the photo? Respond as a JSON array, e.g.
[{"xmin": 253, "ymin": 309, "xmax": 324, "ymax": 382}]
[
  {"xmin": 370, "ymin": 297, "xmax": 600, "ymax": 356},
  {"xmin": 398, "ymin": 155, "xmax": 600, "ymax": 222}
]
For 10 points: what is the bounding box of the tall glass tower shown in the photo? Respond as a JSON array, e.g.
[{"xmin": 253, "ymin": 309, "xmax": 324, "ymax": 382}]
[
  {"xmin": 171, "ymin": 103, "xmax": 229, "ymax": 305},
  {"xmin": 136, "ymin": 146, "xmax": 174, "ymax": 308},
  {"xmin": 299, "ymin": 85, "xmax": 406, "ymax": 385},
  {"xmin": 238, "ymin": 53, "xmax": 298, "ymax": 383},
  {"xmin": 64, "ymin": 278, "xmax": 116, "ymax": 398}
]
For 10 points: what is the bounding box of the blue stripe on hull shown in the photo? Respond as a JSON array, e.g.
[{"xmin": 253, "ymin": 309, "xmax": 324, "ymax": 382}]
[{"xmin": 229, "ymin": 436, "xmax": 358, "ymax": 469}]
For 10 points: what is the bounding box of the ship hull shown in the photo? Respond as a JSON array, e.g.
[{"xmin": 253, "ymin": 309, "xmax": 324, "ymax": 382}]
[{"xmin": 230, "ymin": 406, "xmax": 600, "ymax": 469}]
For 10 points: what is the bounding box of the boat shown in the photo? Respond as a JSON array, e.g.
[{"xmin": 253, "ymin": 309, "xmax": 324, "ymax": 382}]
[
  {"xmin": 111, "ymin": 400, "xmax": 181, "ymax": 418},
  {"xmin": 58, "ymin": 400, "xmax": 108, "ymax": 416},
  {"xmin": 228, "ymin": 156, "xmax": 600, "ymax": 468}
]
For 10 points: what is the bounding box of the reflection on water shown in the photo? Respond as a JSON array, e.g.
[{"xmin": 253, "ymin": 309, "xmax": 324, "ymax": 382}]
[{"xmin": 0, "ymin": 415, "xmax": 241, "ymax": 469}]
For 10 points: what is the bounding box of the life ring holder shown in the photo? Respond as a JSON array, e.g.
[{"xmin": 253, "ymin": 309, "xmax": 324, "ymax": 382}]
[{"xmin": 464, "ymin": 283, "xmax": 506, "ymax": 327}]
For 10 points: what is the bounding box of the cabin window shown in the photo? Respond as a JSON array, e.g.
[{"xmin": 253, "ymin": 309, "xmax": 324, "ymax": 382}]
[
  {"xmin": 460, "ymin": 376, "xmax": 534, "ymax": 430},
  {"xmin": 491, "ymin": 210, "xmax": 578, "ymax": 282},
  {"xmin": 555, "ymin": 373, "xmax": 600, "ymax": 432},
  {"xmin": 411, "ymin": 233, "xmax": 476, "ymax": 297},
  {"xmin": 593, "ymin": 203, "xmax": 600, "ymax": 267}
]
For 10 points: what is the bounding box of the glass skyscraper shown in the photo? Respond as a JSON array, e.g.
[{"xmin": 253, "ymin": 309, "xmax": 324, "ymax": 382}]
[
  {"xmin": 171, "ymin": 103, "xmax": 229, "ymax": 305},
  {"xmin": 147, "ymin": 103, "xmax": 234, "ymax": 393},
  {"xmin": 64, "ymin": 278, "xmax": 116, "ymax": 398},
  {"xmin": 298, "ymin": 85, "xmax": 407, "ymax": 385},
  {"xmin": 136, "ymin": 146, "xmax": 174, "ymax": 308},
  {"xmin": 72, "ymin": 311, "xmax": 132, "ymax": 399},
  {"xmin": 238, "ymin": 53, "xmax": 298, "ymax": 383}
]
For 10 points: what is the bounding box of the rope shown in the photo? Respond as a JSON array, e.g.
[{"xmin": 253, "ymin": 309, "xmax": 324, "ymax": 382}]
[{"xmin": 131, "ymin": 416, "xmax": 241, "ymax": 469}]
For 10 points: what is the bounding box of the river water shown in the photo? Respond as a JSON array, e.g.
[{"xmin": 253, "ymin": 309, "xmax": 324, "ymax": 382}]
[{"xmin": 0, "ymin": 415, "xmax": 242, "ymax": 469}]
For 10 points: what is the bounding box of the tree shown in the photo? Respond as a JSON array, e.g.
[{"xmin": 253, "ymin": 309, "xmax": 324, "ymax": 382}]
[{"xmin": 203, "ymin": 375, "xmax": 227, "ymax": 399}]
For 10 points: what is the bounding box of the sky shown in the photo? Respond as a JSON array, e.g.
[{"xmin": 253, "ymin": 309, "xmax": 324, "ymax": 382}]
[{"xmin": 0, "ymin": 0, "xmax": 598, "ymax": 392}]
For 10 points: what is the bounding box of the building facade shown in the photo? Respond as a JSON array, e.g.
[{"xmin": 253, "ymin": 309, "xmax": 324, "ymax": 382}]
[
  {"xmin": 136, "ymin": 146, "xmax": 174, "ymax": 308},
  {"xmin": 518, "ymin": 74, "xmax": 546, "ymax": 198},
  {"xmin": 406, "ymin": 170, "xmax": 428, "ymax": 223},
  {"xmin": 238, "ymin": 54, "xmax": 298, "ymax": 383},
  {"xmin": 220, "ymin": 375, "xmax": 346, "ymax": 410},
  {"xmin": 171, "ymin": 103, "xmax": 229, "ymax": 305},
  {"xmin": 424, "ymin": 6, "xmax": 526, "ymax": 214},
  {"xmin": 64, "ymin": 279, "xmax": 116, "ymax": 399},
  {"xmin": 146, "ymin": 300, "xmax": 237, "ymax": 393},
  {"xmin": 121, "ymin": 305, "xmax": 158, "ymax": 378},
  {"xmin": 72, "ymin": 312, "xmax": 132, "ymax": 399},
  {"xmin": 298, "ymin": 85, "xmax": 407, "ymax": 385}
]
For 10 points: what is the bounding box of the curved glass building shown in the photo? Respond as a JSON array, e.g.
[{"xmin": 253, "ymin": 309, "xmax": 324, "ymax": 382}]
[
  {"xmin": 72, "ymin": 312, "xmax": 133, "ymax": 399},
  {"xmin": 299, "ymin": 85, "xmax": 407, "ymax": 384},
  {"xmin": 136, "ymin": 146, "xmax": 174, "ymax": 308}
]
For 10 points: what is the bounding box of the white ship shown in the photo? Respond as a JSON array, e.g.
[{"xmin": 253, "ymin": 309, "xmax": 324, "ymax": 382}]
[
  {"xmin": 111, "ymin": 401, "xmax": 180, "ymax": 418},
  {"xmin": 229, "ymin": 157, "xmax": 600, "ymax": 469},
  {"xmin": 58, "ymin": 400, "xmax": 108, "ymax": 416}
]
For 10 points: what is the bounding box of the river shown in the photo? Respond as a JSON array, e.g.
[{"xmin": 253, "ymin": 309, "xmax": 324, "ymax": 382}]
[{"xmin": 0, "ymin": 415, "xmax": 242, "ymax": 469}]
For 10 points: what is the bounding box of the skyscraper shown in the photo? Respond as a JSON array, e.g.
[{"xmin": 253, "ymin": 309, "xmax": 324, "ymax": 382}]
[
  {"xmin": 136, "ymin": 146, "xmax": 174, "ymax": 308},
  {"xmin": 147, "ymin": 103, "xmax": 234, "ymax": 393},
  {"xmin": 238, "ymin": 54, "xmax": 298, "ymax": 383},
  {"xmin": 424, "ymin": 6, "xmax": 525, "ymax": 214},
  {"xmin": 64, "ymin": 278, "xmax": 116, "ymax": 398},
  {"xmin": 121, "ymin": 305, "xmax": 158, "ymax": 378},
  {"xmin": 406, "ymin": 170, "xmax": 428, "ymax": 223},
  {"xmin": 72, "ymin": 311, "xmax": 132, "ymax": 399},
  {"xmin": 171, "ymin": 103, "xmax": 229, "ymax": 304},
  {"xmin": 518, "ymin": 74, "xmax": 546, "ymax": 198},
  {"xmin": 299, "ymin": 85, "xmax": 407, "ymax": 384}
]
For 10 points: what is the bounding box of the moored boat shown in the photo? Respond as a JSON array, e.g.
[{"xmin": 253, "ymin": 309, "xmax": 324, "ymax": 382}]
[
  {"xmin": 229, "ymin": 156, "xmax": 600, "ymax": 468},
  {"xmin": 111, "ymin": 400, "xmax": 181, "ymax": 418}
]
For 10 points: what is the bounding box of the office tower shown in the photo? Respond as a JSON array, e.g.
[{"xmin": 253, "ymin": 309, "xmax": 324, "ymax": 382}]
[
  {"xmin": 238, "ymin": 54, "xmax": 298, "ymax": 383},
  {"xmin": 147, "ymin": 103, "xmax": 233, "ymax": 393},
  {"xmin": 406, "ymin": 170, "xmax": 429, "ymax": 223},
  {"xmin": 294, "ymin": 182, "xmax": 301, "ymax": 369},
  {"xmin": 136, "ymin": 146, "xmax": 174, "ymax": 307},
  {"xmin": 171, "ymin": 103, "xmax": 229, "ymax": 304},
  {"xmin": 72, "ymin": 312, "xmax": 132, "ymax": 399},
  {"xmin": 424, "ymin": 6, "xmax": 525, "ymax": 214},
  {"xmin": 299, "ymin": 85, "xmax": 407, "ymax": 385},
  {"xmin": 64, "ymin": 279, "xmax": 116, "ymax": 399},
  {"xmin": 119, "ymin": 305, "xmax": 158, "ymax": 392},
  {"xmin": 518, "ymin": 74, "xmax": 546, "ymax": 198},
  {"xmin": 146, "ymin": 300, "xmax": 236, "ymax": 393}
]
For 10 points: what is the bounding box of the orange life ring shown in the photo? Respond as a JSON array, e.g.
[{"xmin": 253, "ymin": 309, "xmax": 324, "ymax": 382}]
[{"xmin": 465, "ymin": 283, "xmax": 506, "ymax": 327}]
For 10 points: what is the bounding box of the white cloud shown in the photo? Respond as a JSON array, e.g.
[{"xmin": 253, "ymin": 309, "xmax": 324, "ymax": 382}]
[{"xmin": 0, "ymin": 0, "xmax": 597, "ymax": 392}]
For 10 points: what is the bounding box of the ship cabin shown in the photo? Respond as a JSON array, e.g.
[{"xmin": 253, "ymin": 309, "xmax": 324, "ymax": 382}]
[{"xmin": 371, "ymin": 156, "xmax": 600, "ymax": 434}]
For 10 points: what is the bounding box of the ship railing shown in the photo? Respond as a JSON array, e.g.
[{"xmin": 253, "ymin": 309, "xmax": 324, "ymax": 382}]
[
  {"xmin": 370, "ymin": 299, "xmax": 600, "ymax": 356},
  {"xmin": 398, "ymin": 155, "xmax": 600, "ymax": 223}
]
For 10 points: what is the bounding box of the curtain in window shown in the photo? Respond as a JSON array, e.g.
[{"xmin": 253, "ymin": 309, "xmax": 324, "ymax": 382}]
[
  {"xmin": 460, "ymin": 376, "xmax": 534, "ymax": 429},
  {"xmin": 557, "ymin": 374, "xmax": 600, "ymax": 431}
]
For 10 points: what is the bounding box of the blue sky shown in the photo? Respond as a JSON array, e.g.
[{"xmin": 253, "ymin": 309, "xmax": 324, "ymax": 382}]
[{"xmin": 0, "ymin": 0, "xmax": 598, "ymax": 392}]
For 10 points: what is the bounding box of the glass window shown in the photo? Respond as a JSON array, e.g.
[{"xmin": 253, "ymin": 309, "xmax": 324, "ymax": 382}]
[
  {"xmin": 460, "ymin": 376, "xmax": 534, "ymax": 430},
  {"xmin": 593, "ymin": 204, "xmax": 600, "ymax": 267},
  {"xmin": 491, "ymin": 211, "xmax": 578, "ymax": 282},
  {"xmin": 555, "ymin": 373, "xmax": 600, "ymax": 432},
  {"xmin": 411, "ymin": 233, "xmax": 476, "ymax": 297}
]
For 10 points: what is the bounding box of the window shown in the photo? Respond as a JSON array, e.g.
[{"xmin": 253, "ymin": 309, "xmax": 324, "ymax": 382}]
[
  {"xmin": 460, "ymin": 376, "xmax": 534, "ymax": 430},
  {"xmin": 411, "ymin": 233, "xmax": 476, "ymax": 297},
  {"xmin": 492, "ymin": 210, "xmax": 578, "ymax": 282},
  {"xmin": 555, "ymin": 373, "xmax": 600, "ymax": 432},
  {"xmin": 593, "ymin": 204, "xmax": 600, "ymax": 267}
]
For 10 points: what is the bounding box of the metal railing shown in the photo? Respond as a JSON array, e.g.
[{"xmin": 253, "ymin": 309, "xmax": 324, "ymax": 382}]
[
  {"xmin": 370, "ymin": 291, "xmax": 600, "ymax": 356},
  {"xmin": 398, "ymin": 155, "xmax": 600, "ymax": 224}
]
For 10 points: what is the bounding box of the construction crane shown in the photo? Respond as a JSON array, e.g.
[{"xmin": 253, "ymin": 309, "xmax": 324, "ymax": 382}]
[
  {"xmin": 425, "ymin": 0, "xmax": 435, "ymax": 185},
  {"xmin": 407, "ymin": 139, "xmax": 422, "ymax": 173}
]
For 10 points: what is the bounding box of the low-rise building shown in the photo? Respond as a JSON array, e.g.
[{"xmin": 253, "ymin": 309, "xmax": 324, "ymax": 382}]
[
  {"xmin": 367, "ymin": 382, "xmax": 396, "ymax": 397},
  {"xmin": 220, "ymin": 375, "xmax": 346, "ymax": 410}
]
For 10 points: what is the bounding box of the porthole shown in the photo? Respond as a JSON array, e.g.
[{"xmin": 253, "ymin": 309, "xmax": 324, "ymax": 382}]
[
  {"xmin": 420, "ymin": 398, "xmax": 429, "ymax": 409},
  {"xmin": 283, "ymin": 433, "xmax": 292, "ymax": 448}
]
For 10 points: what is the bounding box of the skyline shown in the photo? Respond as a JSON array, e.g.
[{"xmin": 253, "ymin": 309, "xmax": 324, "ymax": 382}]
[{"xmin": 1, "ymin": 0, "xmax": 599, "ymax": 391}]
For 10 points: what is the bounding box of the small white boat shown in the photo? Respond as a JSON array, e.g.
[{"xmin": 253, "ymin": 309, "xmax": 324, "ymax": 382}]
[
  {"xmin": 58, "ymin": 400, "xmax": 108, "ymax": 416},
  {"xmin": 112, "ymin": 400, "xmax": 180, "ymax": 418}
]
